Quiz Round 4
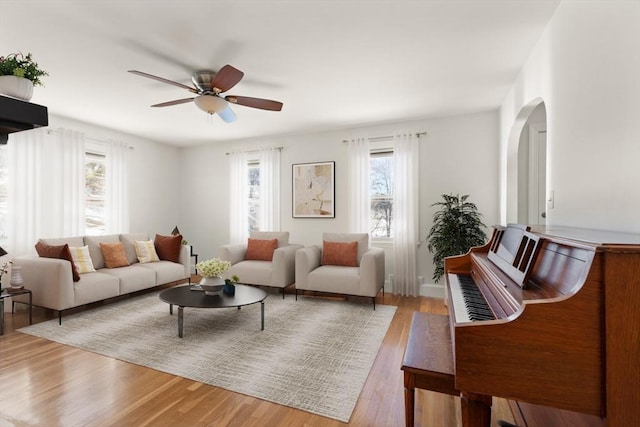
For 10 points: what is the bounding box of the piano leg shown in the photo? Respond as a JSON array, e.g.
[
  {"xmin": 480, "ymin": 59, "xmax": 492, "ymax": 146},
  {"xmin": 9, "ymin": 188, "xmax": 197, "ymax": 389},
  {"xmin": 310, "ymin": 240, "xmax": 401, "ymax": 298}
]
[
  {"xmin": 404, "ymin": 371, "xmax": 416, "ymax": 427},
  {"xmin": 460, "ymin": 392, "xmax": 492, "ymax": 427}
]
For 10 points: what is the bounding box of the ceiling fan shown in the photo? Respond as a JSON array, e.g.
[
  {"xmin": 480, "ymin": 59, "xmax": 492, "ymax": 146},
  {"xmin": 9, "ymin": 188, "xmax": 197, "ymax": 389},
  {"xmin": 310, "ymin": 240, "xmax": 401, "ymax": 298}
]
[{"xmin": 128, "ymin": 65, "xmax": 283, "ymax": 123}]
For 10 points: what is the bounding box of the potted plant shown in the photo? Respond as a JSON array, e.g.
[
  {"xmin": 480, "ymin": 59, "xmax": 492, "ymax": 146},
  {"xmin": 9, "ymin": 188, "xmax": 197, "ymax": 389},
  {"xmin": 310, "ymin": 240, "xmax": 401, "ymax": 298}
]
[
  {"xmin": 0, "ymin": 52, "xmax": 48, "ymax": 101},
  {"xmin": 195, "ymin": 257, "xmax": 231, "ymax": 294},
  {"xmin": 426, "ymin": 194, "xmax": 487, "ymax": 283}
]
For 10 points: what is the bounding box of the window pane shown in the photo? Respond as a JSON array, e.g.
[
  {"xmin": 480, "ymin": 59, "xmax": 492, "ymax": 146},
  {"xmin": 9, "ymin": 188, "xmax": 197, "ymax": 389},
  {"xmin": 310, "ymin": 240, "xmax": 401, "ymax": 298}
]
[
  {"xmin": 370, "ymin": 151, "xmax": 394, "ymax": 237},
  {"xmin": 248, "ymin": 163, "xmax": 260, "ymax": 233},
  {"xmin": 86, "ymin": 152, "xmax": 106, "ymax": 235}
]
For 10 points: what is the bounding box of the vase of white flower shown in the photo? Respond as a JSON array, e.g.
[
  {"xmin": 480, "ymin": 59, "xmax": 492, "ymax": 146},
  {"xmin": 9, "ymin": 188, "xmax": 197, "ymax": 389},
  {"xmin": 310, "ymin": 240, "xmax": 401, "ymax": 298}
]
[{"xmin": 195, "ymin": 257, "xmax": 231, "ymax": 295}]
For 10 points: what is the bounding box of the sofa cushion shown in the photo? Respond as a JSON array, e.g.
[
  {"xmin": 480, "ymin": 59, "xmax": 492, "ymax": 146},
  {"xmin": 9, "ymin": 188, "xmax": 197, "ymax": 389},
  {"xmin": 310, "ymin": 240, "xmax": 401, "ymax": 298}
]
[
  {"xmin": 40, "ymin": 236, "xmax": 85, "ymax": 248},
  {"xmin": 84, "ymin": 234, "xmax": 120, "ymax": 270},
  {"xmin": 100, "ymin": 242, "xmax": 130, "ymax": 268},
  {"xmin": 35, "ymin": 242, "xmax": 81, "ymax": 282},
  {"xmin": 73, "ymin": 271, "xmax": 120, "ymax": 306},
  {"xmin": 245, "ymin": 238, "xmax": 278, "ymax": 261},
  {"xmin": 322, "ymin": 240, "xmax": 358, "ymax": 267},
  {"xmin": 154, "ymin": 234, "xmax": 182, "ymax": 263},
  {"xmin": 137, "ymin": 261, "xmax": 186, "ymax": 284},
  {"xmin": 101, "ymin": 265, "xmax": 156, "ymax": 294},
  {"xmin": 249, "ymin": 231, "xmax": 289, "ymax": 248},
  {"xmin": 322, "ymin": 233, "xmax": 369, "ymax": 265},
  {"xmin": 69, "ymin": 245, "xmax": 97, "ymax": 274},
  {"xmin": 120, "ymin": 233, "xmax": 148, "ymax": 265},
  {"xmin": 135, "ymin": 240, "xmax": 160, "ymax": 263}
]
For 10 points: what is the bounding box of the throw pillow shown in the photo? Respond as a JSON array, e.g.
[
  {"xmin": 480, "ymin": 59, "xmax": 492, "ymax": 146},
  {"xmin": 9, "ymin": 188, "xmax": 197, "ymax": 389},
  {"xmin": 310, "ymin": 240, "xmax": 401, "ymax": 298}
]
[
  {"xmin": 100, "ymin": 242, "xmax": 130, "ymax": 268},
  {"xmin": 322, "ymin": 240, "xmax": 358, "ymax": 267},
  {"xmin": 69, "ymin": 245, "xmax": 97, "ymax": 274},
  {"xmin": 245, "ymin": 238, "xmax": 278, "ymax": 261},
  {"xmin": 154, "ymin": 234, "xmax": 182, "ymax": 263},
  {"xmin": 135, "ymin": 240, "xmax": 160, "ymax": 263},
  {"xmin": 35, "ymin": 242, "xmax": 81, "ymax": 282}
]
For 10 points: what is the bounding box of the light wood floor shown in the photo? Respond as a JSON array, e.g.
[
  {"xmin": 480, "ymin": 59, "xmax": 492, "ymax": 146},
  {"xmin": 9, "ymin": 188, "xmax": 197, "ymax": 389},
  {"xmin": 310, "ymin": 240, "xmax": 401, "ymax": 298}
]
[{"xmin": 0, "ymin": 284, "xmax": 516, "ymax": 427}]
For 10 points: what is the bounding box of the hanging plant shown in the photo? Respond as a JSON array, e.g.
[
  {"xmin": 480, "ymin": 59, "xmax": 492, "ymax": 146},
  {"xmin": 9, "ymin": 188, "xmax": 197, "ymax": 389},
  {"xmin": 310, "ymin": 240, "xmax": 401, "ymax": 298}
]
[
  {"xmin": 0, "ymin": 52, "xmax": 49, "ymax": 86},
  {"xmin": 426, "ymin": 193, "xmax": 487, "ymax": 283}
]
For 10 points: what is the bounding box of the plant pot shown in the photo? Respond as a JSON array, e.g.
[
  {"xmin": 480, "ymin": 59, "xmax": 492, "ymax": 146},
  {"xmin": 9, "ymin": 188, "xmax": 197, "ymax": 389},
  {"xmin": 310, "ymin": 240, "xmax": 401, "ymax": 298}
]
[{"xmin": 0, "ymin": 75, "xmax": 34, "ymax": 101}]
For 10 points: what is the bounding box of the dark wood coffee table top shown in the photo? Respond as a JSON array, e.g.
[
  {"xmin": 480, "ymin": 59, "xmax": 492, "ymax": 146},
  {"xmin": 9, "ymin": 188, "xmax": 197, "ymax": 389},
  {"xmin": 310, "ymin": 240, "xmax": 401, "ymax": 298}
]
[{"xmin": 159, "ymin": 284, "xmax": 267, "ymax": 308}]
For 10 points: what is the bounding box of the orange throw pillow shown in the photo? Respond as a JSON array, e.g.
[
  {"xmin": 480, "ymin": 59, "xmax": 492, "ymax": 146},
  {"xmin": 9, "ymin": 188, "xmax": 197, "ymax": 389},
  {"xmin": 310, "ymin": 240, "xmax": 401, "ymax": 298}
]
[
  {"xmin": 322, "ymin": 240, "xmax": 358, "ymax": 267},
  {"xmin": 245, "ymin": 238, "xmax": 278, "ymax": 261},
  {"xmin": 154, "ymin": 234, "xmax": 182, "ymax": 263},
  {"xmin": 100, "ymin": 242, "xmax": 130, "ymax": 268},
  {"xmin": 35, "ymin": 242, "xmax": 81, "ymax": 282}
]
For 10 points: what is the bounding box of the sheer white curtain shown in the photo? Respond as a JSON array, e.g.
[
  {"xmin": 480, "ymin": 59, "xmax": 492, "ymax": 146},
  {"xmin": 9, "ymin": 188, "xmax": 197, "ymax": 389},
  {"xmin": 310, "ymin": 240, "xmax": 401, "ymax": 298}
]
[
  {"xmin": 104, "ymin": 140, "xmax": 130, "ymax": 234},
  {"xmin": 258, "ymin": 147, "xmax": 281, "ymax": 231},
  {"xmin": 393, "ymin": 131, "xmax": 419, "ymax": 296},
  {"xmin": 347, "ymin": 136, "xmax": 370, "ymax": 233},
  {"xmin": 7, "ymin": 128, "xmax": 85, "ymax": 255},
  {"xmin": 228, "ymin": 151, "xmax": 249, "ymax": 244}
]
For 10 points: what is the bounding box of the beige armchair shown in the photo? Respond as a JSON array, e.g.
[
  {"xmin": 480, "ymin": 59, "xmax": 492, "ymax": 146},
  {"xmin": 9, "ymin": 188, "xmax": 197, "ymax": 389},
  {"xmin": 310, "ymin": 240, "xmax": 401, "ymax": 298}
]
[
  {"xmin": 295, "ymin": 232, "xmax": 385, "ymax": 309},
  {"xmin": 220, "ymin": 231, "xmax": 302, "ymax": 298}
]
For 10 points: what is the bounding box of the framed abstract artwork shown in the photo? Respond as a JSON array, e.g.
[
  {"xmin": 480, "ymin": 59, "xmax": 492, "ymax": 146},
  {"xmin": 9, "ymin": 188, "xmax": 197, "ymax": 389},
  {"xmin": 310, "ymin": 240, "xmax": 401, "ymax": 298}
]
[{"xmin": 292, "ymin": 161, "xmax": 335, "ymax": 218}]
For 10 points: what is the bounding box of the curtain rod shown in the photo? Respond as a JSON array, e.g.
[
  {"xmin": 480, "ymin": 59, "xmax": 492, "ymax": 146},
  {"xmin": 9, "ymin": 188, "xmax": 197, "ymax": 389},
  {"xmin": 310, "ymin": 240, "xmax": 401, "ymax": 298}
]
[
  {"xmin": 225, "ymin": 146, "xmax": 283, "ymax": 155},
  {"xmin": 341, "ymin": 131, "xmax": 427, "ymax": 143},
  {"xmin": 46, "ymin": 129, "xmax": 135, "ymax": 149}
]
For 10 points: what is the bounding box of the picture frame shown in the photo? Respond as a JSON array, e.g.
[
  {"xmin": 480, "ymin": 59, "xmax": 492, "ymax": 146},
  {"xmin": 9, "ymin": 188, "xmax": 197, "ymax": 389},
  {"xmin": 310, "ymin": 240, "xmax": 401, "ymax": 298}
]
[{"xmin": 292, "ymin": 161, "xmax": 335, "ymax": 218}]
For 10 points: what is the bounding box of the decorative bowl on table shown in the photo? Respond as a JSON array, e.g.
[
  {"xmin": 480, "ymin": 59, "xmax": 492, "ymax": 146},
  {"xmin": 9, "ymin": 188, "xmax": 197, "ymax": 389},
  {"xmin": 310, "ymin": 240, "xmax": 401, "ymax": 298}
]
[{"xmin": 199, "ymin": 276, "xmax": 225, "ymax": 295}]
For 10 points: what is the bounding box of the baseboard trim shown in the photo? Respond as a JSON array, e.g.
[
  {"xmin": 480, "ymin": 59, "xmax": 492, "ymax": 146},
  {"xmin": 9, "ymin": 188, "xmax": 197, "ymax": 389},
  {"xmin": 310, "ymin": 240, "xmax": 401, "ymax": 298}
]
[{"xmin": 419, "ymin": 283, "xmax": 445, "ymax": 299}]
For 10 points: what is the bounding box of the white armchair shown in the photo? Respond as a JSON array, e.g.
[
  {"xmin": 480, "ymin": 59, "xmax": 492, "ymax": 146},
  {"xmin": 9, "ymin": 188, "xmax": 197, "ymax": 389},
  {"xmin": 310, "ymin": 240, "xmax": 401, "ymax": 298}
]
[
  {"xmin": 295, "ymin": 232, "xmax": 385, "ymax": 309},
  {"xmin": 220, "ymin": 231, "xmax": 302, "ymax": 298}
]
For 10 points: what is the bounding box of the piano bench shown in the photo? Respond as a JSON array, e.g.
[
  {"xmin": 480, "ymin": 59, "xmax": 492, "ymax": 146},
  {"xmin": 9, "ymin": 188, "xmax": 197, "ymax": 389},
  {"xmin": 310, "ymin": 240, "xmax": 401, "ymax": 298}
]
[{"xmin": 401, "ymin": 312, "xmax": 492, "ymax": 427}]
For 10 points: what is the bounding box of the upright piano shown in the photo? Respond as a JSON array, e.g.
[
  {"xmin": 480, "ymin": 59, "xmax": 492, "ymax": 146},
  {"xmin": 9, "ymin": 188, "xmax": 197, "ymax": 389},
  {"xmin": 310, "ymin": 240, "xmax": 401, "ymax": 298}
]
[{"xmin": 402, "ymin": 224, "xmax": 640, "ymax": 427}]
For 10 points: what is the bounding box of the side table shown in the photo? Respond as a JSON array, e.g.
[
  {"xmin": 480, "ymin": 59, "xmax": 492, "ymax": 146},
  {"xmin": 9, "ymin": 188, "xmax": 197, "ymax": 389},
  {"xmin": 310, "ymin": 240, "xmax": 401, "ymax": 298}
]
[{"xmin": 0, "ymin": 287, "xmax": 32, "ymax": 335}]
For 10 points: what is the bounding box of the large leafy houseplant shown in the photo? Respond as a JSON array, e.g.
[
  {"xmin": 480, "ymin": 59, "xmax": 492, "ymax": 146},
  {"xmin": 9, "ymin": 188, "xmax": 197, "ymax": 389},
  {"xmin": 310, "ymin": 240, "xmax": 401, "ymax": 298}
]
[
  {"xmin": 426, "ymin": 194, "xmax": 487, "ymax": 283},
  {"xmin": 0, "ymin": 52, "xmax": 48, "ymax": 86}
]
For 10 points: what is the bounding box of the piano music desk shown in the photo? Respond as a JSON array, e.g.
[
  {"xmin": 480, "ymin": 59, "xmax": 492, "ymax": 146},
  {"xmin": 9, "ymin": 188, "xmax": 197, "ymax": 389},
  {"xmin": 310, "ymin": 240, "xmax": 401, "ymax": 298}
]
[{"xmin": 402, "ymin": 312, "xmax": 491, "ymax": 427}]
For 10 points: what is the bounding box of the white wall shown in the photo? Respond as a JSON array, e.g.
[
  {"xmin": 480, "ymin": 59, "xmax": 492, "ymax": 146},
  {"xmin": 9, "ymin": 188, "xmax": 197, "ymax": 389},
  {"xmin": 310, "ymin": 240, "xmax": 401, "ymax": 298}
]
[
  {"xmin": 49, "ymin": 114, "xmax": 183, "ymax": 237},
  {"xmin": 500, "ymin": 0, "xmax": 640, "ymax": 233},
  {"xmin": 179, "ymin": 110, "xmax": 499, "ymax": 294}
]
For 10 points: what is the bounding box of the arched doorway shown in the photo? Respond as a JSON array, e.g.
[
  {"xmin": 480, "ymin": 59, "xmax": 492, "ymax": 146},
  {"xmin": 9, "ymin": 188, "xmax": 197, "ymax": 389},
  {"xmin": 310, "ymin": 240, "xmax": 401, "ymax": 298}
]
[{"xmin": 506, "ymin": 99, "xmax": 547, "ymax": 225}]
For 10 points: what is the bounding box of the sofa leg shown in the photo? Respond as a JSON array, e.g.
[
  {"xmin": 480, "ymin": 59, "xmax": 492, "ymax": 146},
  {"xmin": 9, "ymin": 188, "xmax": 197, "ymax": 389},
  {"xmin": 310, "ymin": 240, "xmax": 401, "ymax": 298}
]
[
  {"xmin": 282, "ymin": 288, "xmax": 285, "ymax": 299},
  {"xmin": 373, "ymin": 297, "xmax": 376, "ymax": 310},
  {"xmin": 58, "ymin": 311, "xmax": 62, "ymax": 325},
  {"xmin": 295, "ymin": 289, "xmax": 298, "ymax": 301}
]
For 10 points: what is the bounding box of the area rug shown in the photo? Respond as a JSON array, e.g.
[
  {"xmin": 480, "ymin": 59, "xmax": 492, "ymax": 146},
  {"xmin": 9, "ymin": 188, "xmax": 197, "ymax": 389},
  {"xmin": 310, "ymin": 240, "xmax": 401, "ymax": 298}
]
[{"xmin": 19, "ymin": 289, "xmax": 396, "ymax": 423}]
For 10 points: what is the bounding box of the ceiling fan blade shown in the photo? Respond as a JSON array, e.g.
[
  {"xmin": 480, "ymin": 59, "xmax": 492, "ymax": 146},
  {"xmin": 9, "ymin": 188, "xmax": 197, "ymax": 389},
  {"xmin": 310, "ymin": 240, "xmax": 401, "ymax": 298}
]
[
  {"xmin": 211, "ymin": 65, "xmax": 244, "ymax": 93},
  {"xmin": 225, "ymin": 95, "xmax": 283, "ymax": 111},
  {"xmin": 128, "ymin": 70, "xmax": 197, "ymax": 93},
  {"xmin": 151, "ymin": 98, "xmax": 194, "ymax": 107},
  {"xmin": 218, "ymin": 106, "xmax": 237, "ymax": 123}
]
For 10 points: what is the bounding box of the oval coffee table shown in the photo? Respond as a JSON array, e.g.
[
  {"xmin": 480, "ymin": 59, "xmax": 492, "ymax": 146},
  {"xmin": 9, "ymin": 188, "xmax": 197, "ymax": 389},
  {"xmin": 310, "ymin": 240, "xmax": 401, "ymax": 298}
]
[{"xmin": 159, "ymin": 284, "xmax": 267, "ymax": 338}]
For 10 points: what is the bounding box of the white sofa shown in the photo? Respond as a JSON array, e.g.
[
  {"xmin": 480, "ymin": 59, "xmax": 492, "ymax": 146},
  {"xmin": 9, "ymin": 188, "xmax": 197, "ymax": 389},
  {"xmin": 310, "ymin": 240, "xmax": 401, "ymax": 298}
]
[
  {"xmin": 295, "ymin": 232, "xmax": 385, "ymax": 309},
  {"xmin": 220, "ymin": 231, "xmax": 302, "ymax": 298},
  {"xmin": 12, "ymin": 233, "xmax": 190, "ymax": 323}
]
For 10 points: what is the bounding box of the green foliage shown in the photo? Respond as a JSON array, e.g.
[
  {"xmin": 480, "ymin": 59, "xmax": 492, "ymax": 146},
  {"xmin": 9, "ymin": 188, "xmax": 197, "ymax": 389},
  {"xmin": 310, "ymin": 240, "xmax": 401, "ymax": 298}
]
[
  {"xmin": 426, "ymin": 194, "xmax": 487, "ymax": 283},
  {"xmin": 0, "ymin": 52, "xmax": 48, "ymax": 86}
]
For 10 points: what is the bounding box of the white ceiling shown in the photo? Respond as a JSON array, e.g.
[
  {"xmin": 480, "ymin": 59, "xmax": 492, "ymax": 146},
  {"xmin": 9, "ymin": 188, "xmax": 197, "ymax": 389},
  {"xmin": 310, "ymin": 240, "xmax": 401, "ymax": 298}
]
[{"xmin": 1, "ymin": 0, "xmax": 560, "ymax": 147}]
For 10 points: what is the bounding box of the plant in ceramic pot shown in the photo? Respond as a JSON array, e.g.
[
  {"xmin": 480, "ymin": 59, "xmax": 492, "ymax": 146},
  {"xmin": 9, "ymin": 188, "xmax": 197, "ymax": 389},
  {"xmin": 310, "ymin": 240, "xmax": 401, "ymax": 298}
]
[
  {"xmin": 0, "ymin": 52, "xmax": 48, "ymax": 101},
  {"xmin": 195, "ymin": 257, "xmax": 231, "ymax": 294},
  {"xmin": 224, "ymin": 275, "xmax": 239, "ymax": 296},
  {"xmin": 426, "ymin": 193, "xmax": 487, "ymax": 283}
]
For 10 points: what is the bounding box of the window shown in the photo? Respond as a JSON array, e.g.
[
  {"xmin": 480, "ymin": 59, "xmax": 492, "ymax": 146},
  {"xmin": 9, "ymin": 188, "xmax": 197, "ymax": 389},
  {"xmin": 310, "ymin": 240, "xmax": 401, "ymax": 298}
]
[
  {"xmin": 0, "ymin": 145, "xmax": 7, "ymax": 246},
  {"xmin": 85, "ymin": 152, "xmax": 106, "ymax": 235},
  {"xmin": 248, "ymin": 160, "xmax": 260, "ymax": 233},
  {"xmin": 370, "ymin": 150, "xmax": 394, "ymax": 238}
]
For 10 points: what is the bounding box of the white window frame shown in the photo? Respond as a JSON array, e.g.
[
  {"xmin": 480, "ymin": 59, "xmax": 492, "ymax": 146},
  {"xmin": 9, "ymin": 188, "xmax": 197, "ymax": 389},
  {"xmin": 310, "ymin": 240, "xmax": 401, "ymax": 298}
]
[{"xmin": 370, "ymin": 142, "xmax": 394, "ymax": 242}]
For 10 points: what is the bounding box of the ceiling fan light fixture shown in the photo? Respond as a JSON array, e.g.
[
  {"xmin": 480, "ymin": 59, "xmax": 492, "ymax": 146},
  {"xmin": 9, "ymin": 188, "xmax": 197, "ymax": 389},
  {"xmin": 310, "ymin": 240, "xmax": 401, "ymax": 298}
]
[{"xmin": 194, "ymin": 95, "xmax": 228, "ymax": 114}]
